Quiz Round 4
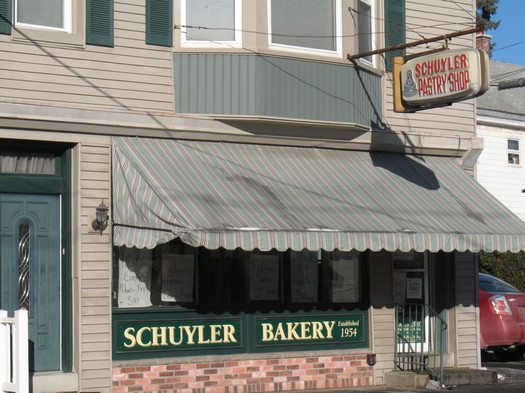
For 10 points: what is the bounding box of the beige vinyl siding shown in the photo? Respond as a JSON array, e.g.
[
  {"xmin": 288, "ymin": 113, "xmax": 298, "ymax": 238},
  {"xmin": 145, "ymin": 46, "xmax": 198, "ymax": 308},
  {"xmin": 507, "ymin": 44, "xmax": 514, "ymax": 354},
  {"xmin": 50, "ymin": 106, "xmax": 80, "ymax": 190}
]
[
  {"xmin": 0, "ymin": 129, "xmax": 113, "ymax": 392},
  {"xmin": 79, "ymin": 142, "xmax": 112, "ymax": 393},
  {"xmin": 0, "ymin": 0, "xmax": 173, "ymax": 113},
  {"xmin": 384, "ymin": 0, "xmax": 476, "ymax": 140},
  {"xmin": 369, "ymin": 251, "xmax": 395, "ymax": 385},
  {"xmin": 454, "ymin": 252, "xmax": 481, "ymax": 369}
]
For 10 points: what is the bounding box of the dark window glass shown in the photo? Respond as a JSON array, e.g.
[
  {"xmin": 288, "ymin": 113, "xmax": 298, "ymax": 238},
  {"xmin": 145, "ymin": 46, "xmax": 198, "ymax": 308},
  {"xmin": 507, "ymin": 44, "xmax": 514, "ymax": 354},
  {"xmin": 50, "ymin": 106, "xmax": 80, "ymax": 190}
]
[{"xmin": 114, "ymin": 239, "xmax": 363, "ymax": 308}]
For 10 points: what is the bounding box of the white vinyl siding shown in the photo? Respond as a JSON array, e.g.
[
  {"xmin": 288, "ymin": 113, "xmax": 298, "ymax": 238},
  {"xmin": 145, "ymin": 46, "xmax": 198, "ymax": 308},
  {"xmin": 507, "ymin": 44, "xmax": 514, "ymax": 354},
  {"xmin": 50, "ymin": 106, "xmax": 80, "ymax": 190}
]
[{"xmin": 477, "ymin": 126, "xmax": 525, "ymax": 222}]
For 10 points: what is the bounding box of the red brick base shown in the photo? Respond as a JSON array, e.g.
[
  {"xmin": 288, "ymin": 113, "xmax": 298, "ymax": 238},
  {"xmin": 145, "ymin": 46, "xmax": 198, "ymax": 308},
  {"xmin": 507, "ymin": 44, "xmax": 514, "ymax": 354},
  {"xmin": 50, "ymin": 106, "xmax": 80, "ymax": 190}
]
[{"xmin": 113, "ymin": 355, "xmax": 373, "ymax": 393}]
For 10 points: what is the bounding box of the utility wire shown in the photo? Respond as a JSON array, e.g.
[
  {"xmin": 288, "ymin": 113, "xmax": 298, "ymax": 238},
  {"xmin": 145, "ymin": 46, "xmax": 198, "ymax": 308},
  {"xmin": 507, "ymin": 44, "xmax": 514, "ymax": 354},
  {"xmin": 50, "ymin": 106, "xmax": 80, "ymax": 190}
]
[
  {"xmin": 176, "ymin": 21, "xmax": 476, "ymax": 41},
  {"xmin": 492, "ymin": 39, "xmax": 525, "ymax": 53}
]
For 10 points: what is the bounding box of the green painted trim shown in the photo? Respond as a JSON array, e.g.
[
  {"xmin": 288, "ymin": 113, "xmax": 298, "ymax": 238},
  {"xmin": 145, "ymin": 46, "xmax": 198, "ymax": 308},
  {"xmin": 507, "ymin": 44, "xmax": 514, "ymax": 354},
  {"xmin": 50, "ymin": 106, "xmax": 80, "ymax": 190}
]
[
  {"xmin": 173, "ymin": 54, "xmax": 382, "ymax": 128},
  {"xmin": 0, "ymin": 175, "xmax": 63, "ymax": 194},
  {"xmin": 146, "ymin": 0, "xmax": 172, "ymax": 47},
  {"xmin": 60, "ymin": 149, "xmax": 73, "ymax": 372},
  {"xmin": 385, "ymin": 0, "xmax": 406, "ymax": 72},
  {"xmin": 0, "ymin": 0, "xmax": 11, "ymax": 35},
  {"xmin": 86, "ymin": 0, "xmax": 114, "ymax": 47},
  {"xmin": 0, "ymin": 143, "xmax": 73, "ymax": 372}
]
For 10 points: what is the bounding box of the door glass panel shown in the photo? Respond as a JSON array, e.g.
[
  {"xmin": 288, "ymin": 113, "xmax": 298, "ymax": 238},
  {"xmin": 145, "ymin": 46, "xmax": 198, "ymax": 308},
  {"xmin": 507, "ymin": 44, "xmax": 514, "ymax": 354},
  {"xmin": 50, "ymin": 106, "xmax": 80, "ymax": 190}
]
[{"xmin": 18, "ymin": 221, "xmax": 31, "ymax": 311}]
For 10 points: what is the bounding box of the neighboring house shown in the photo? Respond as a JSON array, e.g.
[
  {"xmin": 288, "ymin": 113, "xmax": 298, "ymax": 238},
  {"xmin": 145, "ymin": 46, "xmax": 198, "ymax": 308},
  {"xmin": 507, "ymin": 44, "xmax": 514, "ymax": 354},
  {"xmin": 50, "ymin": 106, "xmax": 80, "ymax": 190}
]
[
  {"xmin": 476, "ymin": 57, "xmax": 525, "ymax": 222},
  {"xmin": 1, "ymin": 2, "xmax": 524, "ymax": 393}
]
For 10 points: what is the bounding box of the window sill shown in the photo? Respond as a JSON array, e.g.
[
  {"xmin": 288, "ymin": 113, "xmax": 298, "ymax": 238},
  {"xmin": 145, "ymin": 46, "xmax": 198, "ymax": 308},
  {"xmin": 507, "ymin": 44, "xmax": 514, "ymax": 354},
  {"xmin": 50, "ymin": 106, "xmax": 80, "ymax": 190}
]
[{"xmin": 12, "ymin": 27, "xmax": 84, "ymax": 49}]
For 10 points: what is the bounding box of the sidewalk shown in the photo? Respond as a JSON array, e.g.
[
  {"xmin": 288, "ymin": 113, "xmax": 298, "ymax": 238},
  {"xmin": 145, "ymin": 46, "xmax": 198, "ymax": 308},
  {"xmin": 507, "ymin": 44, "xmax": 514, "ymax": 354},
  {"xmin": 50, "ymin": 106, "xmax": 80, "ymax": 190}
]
[{"xmin": 285, "ymin": 382, "xmax": 525, "ymax": 393}]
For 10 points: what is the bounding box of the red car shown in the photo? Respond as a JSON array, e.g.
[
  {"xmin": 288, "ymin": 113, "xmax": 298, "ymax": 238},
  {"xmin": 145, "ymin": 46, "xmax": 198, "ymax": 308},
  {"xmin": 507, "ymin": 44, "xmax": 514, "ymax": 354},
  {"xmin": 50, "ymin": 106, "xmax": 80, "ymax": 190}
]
[{"xmin": 479, "ymin": 273, "xmax": 525, "ymax": 361}]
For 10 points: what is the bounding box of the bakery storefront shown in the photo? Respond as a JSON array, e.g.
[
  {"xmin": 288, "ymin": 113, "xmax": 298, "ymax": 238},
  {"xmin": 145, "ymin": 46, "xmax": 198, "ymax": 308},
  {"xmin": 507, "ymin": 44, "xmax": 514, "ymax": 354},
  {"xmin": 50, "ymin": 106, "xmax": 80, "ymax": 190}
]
[{"xmin": 111, "ymin": 136, "xmax": 525, "ymax": 392}]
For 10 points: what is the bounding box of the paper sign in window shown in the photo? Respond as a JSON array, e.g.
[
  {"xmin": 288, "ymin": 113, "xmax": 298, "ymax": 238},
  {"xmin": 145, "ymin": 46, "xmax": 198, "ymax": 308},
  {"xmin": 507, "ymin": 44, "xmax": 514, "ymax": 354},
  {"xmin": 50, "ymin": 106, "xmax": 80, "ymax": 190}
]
[
  {"xmin": 161, "ymin": 254, "xmax": 195, "ymax": 302},
  {"xmin": 118, "ymin": 247, "xmax": 152, "ymax": 308},
  {"xmin": 330, "ymin": 251, "xmax": 360, "ymax": 303},
  {"xmin": 406, "ymin": 277, "xmax": 423, "ymax": 299},
  {"xmin": 290, "ymin": 250, "xmax": 318, "ymax": 303},
  {"xmin": 249, "ymin": 254, "xmax": 280, "ymax": 301}
]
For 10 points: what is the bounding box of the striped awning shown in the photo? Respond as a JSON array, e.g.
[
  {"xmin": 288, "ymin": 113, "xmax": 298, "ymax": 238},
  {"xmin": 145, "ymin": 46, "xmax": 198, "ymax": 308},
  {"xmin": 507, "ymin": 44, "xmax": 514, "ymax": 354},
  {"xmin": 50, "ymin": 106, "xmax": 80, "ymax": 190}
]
[{"xmin": 113, "ymin": 136, "xmax": 525, "ymax": 252}]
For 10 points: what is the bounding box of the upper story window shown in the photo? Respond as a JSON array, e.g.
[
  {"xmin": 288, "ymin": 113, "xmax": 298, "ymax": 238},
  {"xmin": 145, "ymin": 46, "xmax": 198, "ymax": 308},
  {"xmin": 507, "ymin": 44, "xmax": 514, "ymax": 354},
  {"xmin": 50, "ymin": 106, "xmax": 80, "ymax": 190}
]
[
  {"xmin": 508, "ymin": 139, "xmax": 520, "ymax": 165},
  {"xmin": 357, "ymin": 0, "xmax": 374, "ymax": 64},
  {"xmin": 181, "ymin": 0, "xmax": 241, "ymax": 47},
  {"xmin": 15, "ymin": 0, "xmax": 72, "ymax": 32},
  {"xmin": 269, "ymin": 0, "xmax": 341, "ymax": 55}
]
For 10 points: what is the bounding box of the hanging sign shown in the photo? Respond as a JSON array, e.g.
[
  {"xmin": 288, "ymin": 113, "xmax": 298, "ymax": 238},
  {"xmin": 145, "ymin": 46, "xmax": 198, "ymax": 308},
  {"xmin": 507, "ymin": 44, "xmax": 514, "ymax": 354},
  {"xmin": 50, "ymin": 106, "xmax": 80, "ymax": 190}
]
[{"xmin": 400, "ymin": 48, "xmax": 489, "ymax": 109}]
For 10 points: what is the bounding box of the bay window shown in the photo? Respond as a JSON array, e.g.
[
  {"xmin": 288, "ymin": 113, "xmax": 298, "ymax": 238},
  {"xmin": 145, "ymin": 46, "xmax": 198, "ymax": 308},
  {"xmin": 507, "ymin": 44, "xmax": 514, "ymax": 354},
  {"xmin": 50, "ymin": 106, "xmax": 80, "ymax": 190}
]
[
  {"xmin": 181, "ymin": 0, "xmax": 241, "ymax": 46},
  {"xmin": 269, "ymin": 0, "xmax": 341, "ymax": 54}
]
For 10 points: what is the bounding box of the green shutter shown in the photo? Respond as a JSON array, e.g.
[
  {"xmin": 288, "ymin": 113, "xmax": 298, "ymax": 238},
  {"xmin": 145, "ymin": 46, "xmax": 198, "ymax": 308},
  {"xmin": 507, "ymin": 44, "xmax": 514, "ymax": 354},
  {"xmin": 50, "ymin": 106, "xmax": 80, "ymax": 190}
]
[
  {"xmin": 146, "ymin": 0, "xmax": 172, "ymax": 47},
  {"xmin": 86, "ymin": 0, "xmax": 114, "ymax": 47},
  {"xmin": 0, "ymin": 0, "xmax": 11, "ymax": 35},
  {"xmin": 384, "ymin": 0, "xmax": 405, "ymax": 72}
]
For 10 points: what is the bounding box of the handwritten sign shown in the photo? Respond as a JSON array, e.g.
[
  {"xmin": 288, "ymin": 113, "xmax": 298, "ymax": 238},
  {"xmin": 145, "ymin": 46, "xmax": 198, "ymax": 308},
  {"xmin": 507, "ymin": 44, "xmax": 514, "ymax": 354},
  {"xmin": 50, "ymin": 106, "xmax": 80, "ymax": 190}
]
[
  {"xmin": 161, "ymin": 254, "xmax": 195, "ymax": 302},
  {"xmin": 330, "ymin": 250, "xmax": 360, "ymax": 303},
  {"xmin": 249, "ymin": 254, "xmax": 280, "ymax": 301},
  {"xmin": 118, "ymin": 247, "xmax": 152, "ymax": 308},
  {"xmin": 290, "ymin": 250, "xmax": 318, "ymax": 303}
]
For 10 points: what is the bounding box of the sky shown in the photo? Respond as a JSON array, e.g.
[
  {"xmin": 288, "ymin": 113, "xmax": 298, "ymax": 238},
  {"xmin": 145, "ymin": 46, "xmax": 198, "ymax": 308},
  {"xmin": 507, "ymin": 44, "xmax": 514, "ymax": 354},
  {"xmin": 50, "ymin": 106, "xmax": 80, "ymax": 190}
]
[{"xmin": 487, "ymin": 0, "xmax": 525, "ymax": 65}]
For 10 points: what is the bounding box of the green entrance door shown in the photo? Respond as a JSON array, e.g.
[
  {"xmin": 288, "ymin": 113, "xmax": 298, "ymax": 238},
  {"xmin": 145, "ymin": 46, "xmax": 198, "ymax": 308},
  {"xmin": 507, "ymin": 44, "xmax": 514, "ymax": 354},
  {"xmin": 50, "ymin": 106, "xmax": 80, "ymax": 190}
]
[{"xmin": 0, "ymin": 193, "xmax": 61, "ymax": 372}]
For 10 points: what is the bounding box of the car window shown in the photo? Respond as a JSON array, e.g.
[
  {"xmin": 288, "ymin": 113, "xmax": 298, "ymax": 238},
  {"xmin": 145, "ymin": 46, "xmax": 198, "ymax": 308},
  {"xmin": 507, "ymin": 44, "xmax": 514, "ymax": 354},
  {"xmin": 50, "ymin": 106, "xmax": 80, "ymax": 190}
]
[{"xmin": 479, "ymin": 274, "xmax": 522, "ymax": 293}]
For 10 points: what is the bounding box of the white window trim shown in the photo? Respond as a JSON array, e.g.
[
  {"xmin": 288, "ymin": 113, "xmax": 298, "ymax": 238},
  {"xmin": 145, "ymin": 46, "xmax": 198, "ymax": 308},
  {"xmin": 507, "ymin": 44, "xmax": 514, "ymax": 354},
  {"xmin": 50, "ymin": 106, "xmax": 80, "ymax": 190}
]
[
  {"xmin": 15, "ymin": 0, "xmax": 72, "ymax": 33},
  {"xmin": 267, "ymin": 0, "xmax": 342, "ymax": 58},
  {"xmin": 508, "ymin": 139, "xmax": 520, "ymax": 166},
  {"xmin": 357, "ymin": 0, "xmax": 375, "ymax": 67},
  {"xmin": 181, "ymin": 0, "xmax": 242, "ymax": 48}
]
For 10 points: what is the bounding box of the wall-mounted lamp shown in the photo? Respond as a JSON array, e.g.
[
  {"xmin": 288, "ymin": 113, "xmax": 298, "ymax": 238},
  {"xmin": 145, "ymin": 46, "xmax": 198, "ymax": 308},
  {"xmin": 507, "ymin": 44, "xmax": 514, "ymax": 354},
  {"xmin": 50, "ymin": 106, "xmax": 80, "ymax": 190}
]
[{"xmin": 92, "ymin": 199, "xmax": 109, "ymax": 233}]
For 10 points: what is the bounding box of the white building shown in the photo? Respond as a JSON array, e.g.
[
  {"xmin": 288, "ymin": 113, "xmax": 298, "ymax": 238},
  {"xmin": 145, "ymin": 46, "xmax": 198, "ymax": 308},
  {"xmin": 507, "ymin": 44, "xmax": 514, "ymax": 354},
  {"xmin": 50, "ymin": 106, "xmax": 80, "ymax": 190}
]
[{"xmin": 477, "ymin": 60, "xmax": 525, "ymax": 222}]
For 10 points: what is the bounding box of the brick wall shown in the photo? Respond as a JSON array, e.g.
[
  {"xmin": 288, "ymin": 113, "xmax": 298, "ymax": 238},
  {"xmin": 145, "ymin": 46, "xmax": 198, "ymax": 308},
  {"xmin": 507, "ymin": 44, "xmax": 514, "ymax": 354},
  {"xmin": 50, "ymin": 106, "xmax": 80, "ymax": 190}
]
[{"xmin": 113, "ymin": 355, "xmax": 373, "ymax": 393}]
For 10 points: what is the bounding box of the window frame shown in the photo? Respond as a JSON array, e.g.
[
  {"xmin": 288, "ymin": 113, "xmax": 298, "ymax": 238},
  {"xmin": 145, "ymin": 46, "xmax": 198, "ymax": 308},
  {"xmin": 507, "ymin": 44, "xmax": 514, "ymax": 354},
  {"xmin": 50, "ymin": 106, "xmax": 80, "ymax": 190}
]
[
  {"xmin": 357, "ymin": 0, "xmax": 375, "ymax": 67},
  {"xmin": 267, "ymin": 0, "xmax": 342, "ymax": 57},
  {"xmin": 180, "ymin": 0, "xmax": 242, "ymax": 48},
  {"xmin": 14, "ymin": 0, "xmax": 72, "ymax": 33},
  {"xmin": 508, "ymin": 138, "xmax": 520, "ymax": 166},
  {"xmin": 113, "ymin": 241, "xmax": 366, "ymax": 310}
]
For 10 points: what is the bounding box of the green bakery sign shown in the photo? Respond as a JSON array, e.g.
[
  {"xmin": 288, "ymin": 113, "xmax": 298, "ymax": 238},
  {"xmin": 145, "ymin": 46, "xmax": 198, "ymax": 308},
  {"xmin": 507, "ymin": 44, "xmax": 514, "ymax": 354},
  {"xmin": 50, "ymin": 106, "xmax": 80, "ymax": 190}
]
[
  {"xmin": 117, "ymin": 320, "xmax": 242, "ymax": 352},
  {"xmin": 256, "ymin": 315, "xmax": 364, "ymax": 345},
  {"xmin": 116, "ymin": 314, "xmax": 365, "ymax": 353}
]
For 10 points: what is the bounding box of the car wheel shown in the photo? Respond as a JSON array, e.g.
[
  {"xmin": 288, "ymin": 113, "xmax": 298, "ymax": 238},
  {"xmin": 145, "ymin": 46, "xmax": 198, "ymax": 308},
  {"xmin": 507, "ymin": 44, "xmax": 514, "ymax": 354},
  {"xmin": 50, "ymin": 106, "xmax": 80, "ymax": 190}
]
[{"xmin": 494, "ymin": 347, "xmax": 525, "ymax": 362}]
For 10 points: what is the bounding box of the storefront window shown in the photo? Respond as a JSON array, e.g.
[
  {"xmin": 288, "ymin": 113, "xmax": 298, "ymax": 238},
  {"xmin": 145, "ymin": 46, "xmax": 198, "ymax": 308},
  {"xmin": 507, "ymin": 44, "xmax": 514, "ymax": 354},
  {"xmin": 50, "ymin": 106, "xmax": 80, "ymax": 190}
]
[
  {"xmin": 113, "ymin": 239, "xmax": 363, "ymax": 309},
  {"xmin": 112, "ymin": 240, "xmax": 369, "ymax": 359}
]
